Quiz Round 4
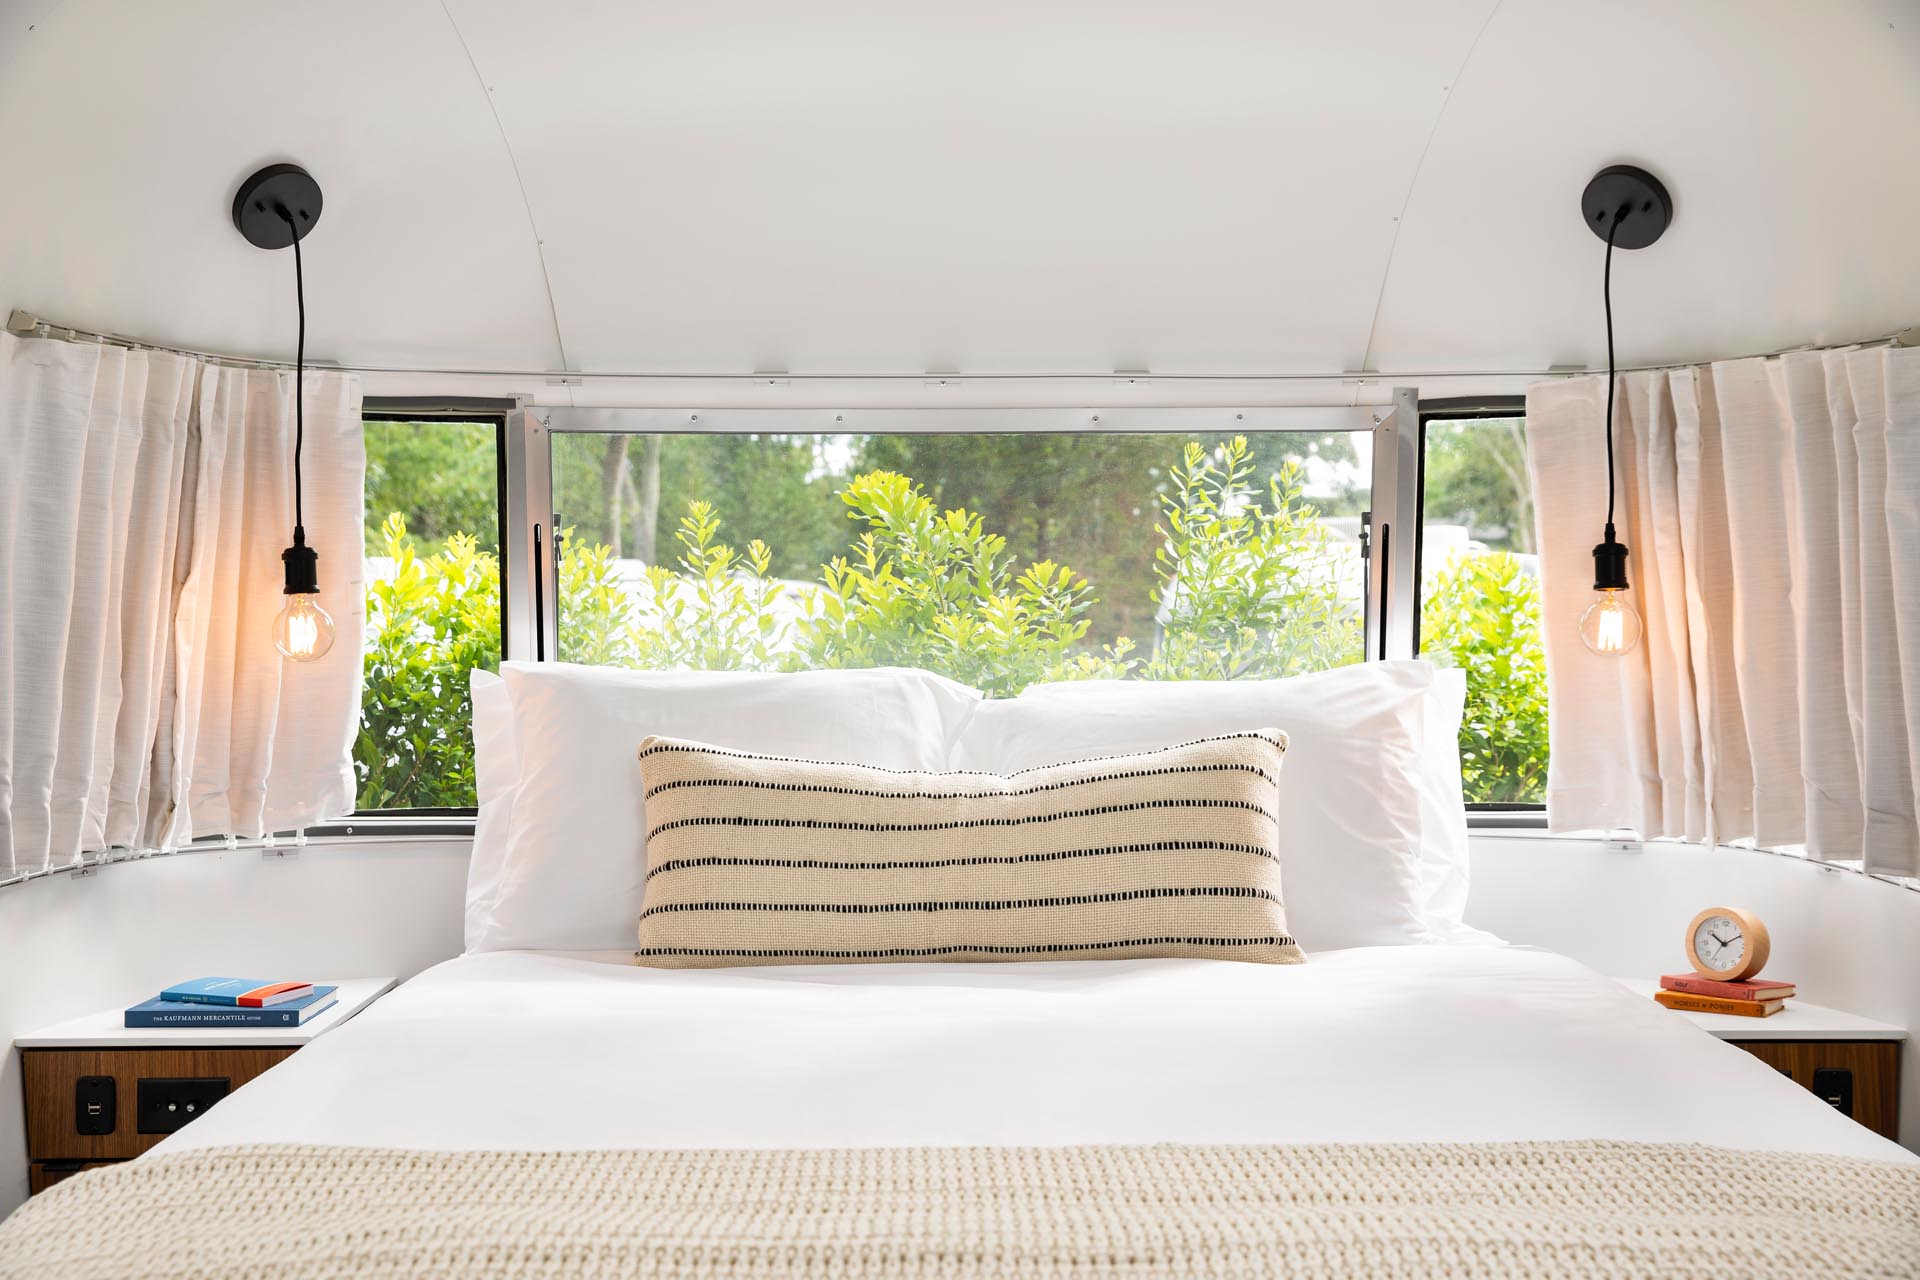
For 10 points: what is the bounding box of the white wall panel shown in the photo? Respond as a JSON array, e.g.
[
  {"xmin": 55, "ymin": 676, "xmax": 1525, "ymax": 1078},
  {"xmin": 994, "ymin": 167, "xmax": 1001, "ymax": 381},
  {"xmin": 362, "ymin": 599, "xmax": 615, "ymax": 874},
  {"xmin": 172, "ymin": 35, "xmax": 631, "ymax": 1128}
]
[
  {"xmin": 1467, "ymin": 835, "xmax": 1920, "ymax": 1153},
  {"xmin": 0, "ymin": 839, "xmax": 467, "ymax": 1215}
]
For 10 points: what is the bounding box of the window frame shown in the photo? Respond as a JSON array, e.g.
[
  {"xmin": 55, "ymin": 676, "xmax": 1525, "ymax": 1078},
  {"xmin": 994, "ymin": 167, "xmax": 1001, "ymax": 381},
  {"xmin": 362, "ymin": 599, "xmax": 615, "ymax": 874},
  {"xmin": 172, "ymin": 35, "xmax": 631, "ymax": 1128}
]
[
  {"xmin": 319, "ymin": 400, "xmax": 515, "ymax": 830},
  {"xmin": 506, "ymin": 399, "xmax": 1427, "ymax": 667},
  {"xmin": 340, "ymin": 390, "xmax": 1552, "ymax": 831},
  {"xmin": 1414, "ymin": 395, "xmax": 1546, "ymax": 823}
]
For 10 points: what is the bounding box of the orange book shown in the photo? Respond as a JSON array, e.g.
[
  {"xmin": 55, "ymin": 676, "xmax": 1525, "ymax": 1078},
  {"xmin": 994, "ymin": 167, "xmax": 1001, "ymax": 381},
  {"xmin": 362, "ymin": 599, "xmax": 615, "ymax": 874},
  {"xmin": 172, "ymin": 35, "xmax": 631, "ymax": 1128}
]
[{"xmin": 1654, "ymin": 989, "xmax": 1785, "ymax": 1018}]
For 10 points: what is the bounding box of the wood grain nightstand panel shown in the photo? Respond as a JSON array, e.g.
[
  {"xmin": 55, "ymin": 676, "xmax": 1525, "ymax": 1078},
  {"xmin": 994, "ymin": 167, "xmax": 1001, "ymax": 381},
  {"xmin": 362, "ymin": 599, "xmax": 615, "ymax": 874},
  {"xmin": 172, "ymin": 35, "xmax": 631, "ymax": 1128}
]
[
  {"xmin": 1728, "ymin": 1040, "xmax": 1900, "ymax": 1141},
  {"xmin": 24, "ymin": 1047, "xmax": 295, "ymax": 1161},
  {"xmin": 28, "ymin": 1161, "xmax": 117, "ymax": 1194}
]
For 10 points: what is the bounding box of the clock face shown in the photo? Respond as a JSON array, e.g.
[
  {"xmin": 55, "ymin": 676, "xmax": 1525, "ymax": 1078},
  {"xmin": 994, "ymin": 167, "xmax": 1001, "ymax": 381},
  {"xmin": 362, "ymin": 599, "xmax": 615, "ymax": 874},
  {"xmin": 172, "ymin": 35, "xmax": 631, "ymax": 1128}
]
[{"xmin": 1692, "ymin": 914, "xmax": 1744, "ymax": 973}]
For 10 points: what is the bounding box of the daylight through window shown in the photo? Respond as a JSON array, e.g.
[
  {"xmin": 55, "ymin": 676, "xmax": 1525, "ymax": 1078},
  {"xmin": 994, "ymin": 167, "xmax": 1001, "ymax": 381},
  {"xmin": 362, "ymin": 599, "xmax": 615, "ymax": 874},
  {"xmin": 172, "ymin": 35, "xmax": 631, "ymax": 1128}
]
[
  {"xmin": 358, "ymin": 417, "xmax": 504, "ymax": 812},
  {"xmin": 551, "ymin": 430, "xmax": 1372, "ymax": 696},
  {"xmin": 1418, "ymin": 414, "xmax": 1547, "ymax": 806}
]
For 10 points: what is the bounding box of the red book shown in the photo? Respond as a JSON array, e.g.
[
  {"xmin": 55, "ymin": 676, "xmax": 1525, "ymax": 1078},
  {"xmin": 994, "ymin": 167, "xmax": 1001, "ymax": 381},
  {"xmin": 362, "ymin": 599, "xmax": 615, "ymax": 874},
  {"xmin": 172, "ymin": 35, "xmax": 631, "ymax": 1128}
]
[{"xmin": 1660, "ymin": 973, "xmax": 1795, "ymax": 1002}]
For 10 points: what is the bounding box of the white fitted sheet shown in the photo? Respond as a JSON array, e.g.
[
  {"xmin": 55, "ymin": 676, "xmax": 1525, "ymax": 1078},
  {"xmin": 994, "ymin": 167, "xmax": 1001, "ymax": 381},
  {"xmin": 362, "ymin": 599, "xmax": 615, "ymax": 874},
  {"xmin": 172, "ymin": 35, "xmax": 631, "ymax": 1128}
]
[{"xmin": 158, "ymin": 944, "xmax": 1914, "ymax": 1164}]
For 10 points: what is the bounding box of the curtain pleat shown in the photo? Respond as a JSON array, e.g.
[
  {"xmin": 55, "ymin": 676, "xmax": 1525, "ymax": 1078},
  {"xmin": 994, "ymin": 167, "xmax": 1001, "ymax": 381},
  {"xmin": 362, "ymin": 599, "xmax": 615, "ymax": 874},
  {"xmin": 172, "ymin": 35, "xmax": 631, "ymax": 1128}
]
[
  {"xmin": 1, "ymin": 339, "xmax": 97, "ymax": 873},
  {"xmin": 1781, "ymin": 351, "xmax": 1863, "ymax": 857},
  {"xmin": 104, "ymin": 356, "xmax": 193, "ymax": 850},
  {"xmin": 0, "ymin": 331, "xmax": 363, "ymax": 880},
  {"xmin": 1849, "ymin": 352, "xmax": 1920, "ymax": 874},
  {"xmin": 1880, "ymin": 350, "xmax": 1920, "ymax": 875},
  {"xmin": 263, "ymin": 371, "xmax": 366, "ymax": 832},
  {"xmin": 1529, "ymin": 346, "xmax": 1920, "ymax": 875}
]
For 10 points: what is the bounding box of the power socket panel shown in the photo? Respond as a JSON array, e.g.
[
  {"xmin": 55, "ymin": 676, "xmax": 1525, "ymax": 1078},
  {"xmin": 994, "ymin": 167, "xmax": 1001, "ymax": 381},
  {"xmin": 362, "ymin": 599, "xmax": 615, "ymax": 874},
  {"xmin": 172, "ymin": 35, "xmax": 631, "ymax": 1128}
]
[
  {"xmin": 136, "ymin": 1076, "xmax": 230, "ymax": 1134},
  {"xmin": 74, "ymin": 1075, "xmax": 115, "ymax": 1135}
]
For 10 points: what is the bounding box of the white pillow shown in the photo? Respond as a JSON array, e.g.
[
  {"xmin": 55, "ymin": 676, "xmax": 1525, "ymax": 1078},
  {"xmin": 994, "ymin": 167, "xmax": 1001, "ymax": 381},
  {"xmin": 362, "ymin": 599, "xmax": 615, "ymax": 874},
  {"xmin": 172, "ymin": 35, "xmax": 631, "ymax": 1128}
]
[
  {"xmin": 468, "ymin": 662, "xmax": 981, "ymax": 953},
  {"xmin": 1416, "ymin": 667, "xmax": 1476, "ymax": 939},
  {"xmin": 949, "ymin": 659, "xmax": 1455, "ymax": 951},
  {"xmin": 464, "ymin": 669, "xmax": 519, "ymax": 952}
]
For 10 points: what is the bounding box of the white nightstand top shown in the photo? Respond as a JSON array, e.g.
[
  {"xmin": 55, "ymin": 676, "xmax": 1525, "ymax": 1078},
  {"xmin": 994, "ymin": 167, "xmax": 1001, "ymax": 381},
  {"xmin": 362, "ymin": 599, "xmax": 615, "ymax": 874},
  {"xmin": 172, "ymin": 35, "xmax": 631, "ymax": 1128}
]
[
  {"xmin": 15, "ymin": 977, "xmax": 398, "ymax": 1049},
  {"xmin": 1616, "ymin": 978, "xmax": 1906, "ymax": 1042}
]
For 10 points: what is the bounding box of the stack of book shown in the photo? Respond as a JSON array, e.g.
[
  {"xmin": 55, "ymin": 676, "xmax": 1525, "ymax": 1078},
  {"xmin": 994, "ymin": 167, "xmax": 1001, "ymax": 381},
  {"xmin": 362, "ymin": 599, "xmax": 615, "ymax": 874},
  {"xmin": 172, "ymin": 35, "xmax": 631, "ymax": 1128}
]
[
  {"xmin": 125, "ymin": 977, "xmax": 339, "ymax": 1029},
  {"xmin": 1654, "ymin": 973, "xmax": 1794, "ymax": 1018}
]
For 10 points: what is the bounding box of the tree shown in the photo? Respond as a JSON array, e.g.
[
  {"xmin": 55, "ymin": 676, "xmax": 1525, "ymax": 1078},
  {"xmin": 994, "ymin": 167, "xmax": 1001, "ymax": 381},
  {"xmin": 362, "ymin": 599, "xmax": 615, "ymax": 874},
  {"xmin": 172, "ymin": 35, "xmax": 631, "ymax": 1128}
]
[
  {"xmin": 363, "ymin": 420, "xmax": 499, "ymax": 556},
  {"xmin": 1423, "ymin": 417, "xmax": 1534, "ymax": 553}
]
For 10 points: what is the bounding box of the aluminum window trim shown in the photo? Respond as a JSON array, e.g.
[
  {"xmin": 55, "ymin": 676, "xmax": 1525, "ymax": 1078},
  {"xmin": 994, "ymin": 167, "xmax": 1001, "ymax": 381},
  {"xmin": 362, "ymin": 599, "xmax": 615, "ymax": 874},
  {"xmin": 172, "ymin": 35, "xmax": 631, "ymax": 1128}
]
[{"xmin": 511, "ymin": 397, "xmax": 1419, "ymax": 667}]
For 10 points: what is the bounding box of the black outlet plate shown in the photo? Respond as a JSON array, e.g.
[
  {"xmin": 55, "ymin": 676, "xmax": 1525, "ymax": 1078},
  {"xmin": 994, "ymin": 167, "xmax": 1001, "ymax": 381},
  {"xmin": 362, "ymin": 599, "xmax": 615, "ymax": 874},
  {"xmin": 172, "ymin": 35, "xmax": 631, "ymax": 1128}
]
[
  {"xmin": 1812, "ymin": 1067, "xmax": 1855, "ymax": 1118},
  {"xmin": 136, "ymin": 1077, "xmax": 230, "ymax": 1134},
  {"xmin": 74, "ymin": 1076, "xmax": 115, "ymax": 1135}
]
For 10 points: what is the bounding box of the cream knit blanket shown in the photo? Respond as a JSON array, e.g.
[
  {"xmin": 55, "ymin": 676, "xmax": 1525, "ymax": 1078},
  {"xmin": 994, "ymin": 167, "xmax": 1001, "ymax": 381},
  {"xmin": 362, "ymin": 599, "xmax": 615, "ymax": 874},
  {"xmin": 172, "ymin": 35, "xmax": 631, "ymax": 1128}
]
[{"xmin": 2, "ymin": 1141, "xmax": 1917, "ymax": 1279}]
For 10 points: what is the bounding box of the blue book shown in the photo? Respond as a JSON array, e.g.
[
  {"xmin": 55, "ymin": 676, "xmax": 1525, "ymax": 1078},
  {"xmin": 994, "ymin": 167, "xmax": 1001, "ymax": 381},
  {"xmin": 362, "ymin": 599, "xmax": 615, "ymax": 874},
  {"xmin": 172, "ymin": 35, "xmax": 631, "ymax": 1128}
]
[
  {"xmin": 159, "ymin": 977, "xmax": 315, "ymax": 1007},
  {"xmin": 125, "ymin": 986, "xmax": 338, "ymax": 1028}
]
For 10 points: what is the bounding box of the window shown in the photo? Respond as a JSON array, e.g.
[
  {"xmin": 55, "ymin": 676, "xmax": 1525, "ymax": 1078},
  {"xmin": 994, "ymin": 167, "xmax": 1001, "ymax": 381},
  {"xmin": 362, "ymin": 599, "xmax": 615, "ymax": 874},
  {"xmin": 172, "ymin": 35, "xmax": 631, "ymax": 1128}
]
[
  {"xmin": 548, "ymin": 426, "xmax": 1371, "ymax": 696},
  {"xmin": 1418, "ymin": 407, "xmax": 1548, "ymax": 806},
  {"xmin": 358, "ymin": 415, "xmax": 505, "ymax": 811}
]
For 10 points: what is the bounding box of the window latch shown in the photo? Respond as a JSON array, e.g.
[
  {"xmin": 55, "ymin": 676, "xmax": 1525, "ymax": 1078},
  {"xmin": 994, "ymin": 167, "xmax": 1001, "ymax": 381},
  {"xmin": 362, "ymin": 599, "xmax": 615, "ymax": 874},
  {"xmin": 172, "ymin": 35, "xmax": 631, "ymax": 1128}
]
[{"xmin": 1358, "ymin": 509, "xmax": 1372, "ymax": 561}]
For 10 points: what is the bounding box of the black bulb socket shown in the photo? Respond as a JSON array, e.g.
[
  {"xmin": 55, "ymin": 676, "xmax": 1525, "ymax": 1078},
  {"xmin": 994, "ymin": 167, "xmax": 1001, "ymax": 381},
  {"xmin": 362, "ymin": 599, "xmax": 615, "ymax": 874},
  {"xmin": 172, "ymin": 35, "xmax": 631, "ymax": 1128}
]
[
  {"xmin": 1592, "ymin": 530, "xmax": 1630, "ymax": 592},
  {"xmin": 282, "ymin": 530, "xmax": 320, "ymax": 596}
]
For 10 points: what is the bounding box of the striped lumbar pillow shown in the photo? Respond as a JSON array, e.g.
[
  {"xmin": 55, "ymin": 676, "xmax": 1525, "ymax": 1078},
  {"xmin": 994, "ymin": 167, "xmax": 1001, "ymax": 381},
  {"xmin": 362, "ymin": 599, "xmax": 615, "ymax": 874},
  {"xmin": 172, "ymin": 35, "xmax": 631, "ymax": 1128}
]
[{"xmin": 633, "ymin": 729, "xmax": 1302, "ymax": 968}]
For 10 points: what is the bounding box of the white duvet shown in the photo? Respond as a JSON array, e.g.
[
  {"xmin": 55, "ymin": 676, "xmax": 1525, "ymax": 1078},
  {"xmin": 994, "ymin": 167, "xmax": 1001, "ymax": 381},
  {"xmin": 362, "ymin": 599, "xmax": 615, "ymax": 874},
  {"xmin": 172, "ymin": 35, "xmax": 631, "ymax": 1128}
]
[{"xmin": 159, "ymin": 944, "xmax": 1913, "ymax": 1164}]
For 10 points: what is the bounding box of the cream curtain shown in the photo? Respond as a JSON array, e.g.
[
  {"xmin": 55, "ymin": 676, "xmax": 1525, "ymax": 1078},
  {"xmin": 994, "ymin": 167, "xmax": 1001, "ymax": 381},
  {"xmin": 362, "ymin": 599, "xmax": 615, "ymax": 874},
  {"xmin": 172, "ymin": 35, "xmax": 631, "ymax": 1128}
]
[
  {"xmin": 0, "ymin": 331, "xmax": 364, "ymax": 881},
  {"xmin": 1527, "ymin": 346, "xmax": 1920, "ymax": 876}
]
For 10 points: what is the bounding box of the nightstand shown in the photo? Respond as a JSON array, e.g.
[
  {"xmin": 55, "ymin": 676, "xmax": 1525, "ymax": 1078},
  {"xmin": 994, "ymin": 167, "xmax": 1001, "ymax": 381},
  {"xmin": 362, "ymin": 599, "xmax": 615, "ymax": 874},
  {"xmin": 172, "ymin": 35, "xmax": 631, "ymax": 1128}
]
[
  {"xmin": 1619, "ymin": 978, "xmax": 1905, "ymax": 1140},
  {"xmin": 16, "ymin": 976, "xmax": 395, "ymax": 1194}
]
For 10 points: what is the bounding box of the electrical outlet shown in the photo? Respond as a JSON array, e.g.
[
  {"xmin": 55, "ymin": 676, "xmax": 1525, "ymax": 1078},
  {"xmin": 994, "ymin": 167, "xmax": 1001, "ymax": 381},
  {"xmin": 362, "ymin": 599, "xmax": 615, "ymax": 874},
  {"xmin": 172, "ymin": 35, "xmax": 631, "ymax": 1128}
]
[
  {"xmin": 136, "ymin": 1077, "xmax": 230, "ymax": 1134},
  {"xmin": 74, "ymin": 1076, "xmax": 115, "ymax": 1135},
  {"xmin": 1812, "ymin": 1067, "xmax": 1855, "ymax": 1118}
]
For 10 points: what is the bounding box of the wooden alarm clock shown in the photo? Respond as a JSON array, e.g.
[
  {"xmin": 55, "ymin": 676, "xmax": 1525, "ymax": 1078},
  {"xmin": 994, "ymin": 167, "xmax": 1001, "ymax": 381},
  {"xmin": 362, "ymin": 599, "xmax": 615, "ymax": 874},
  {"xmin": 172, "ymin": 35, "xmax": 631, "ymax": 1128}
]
[{"xmin": 1684, "ymin": 906, "xmax": 1770, "ymax": 982}]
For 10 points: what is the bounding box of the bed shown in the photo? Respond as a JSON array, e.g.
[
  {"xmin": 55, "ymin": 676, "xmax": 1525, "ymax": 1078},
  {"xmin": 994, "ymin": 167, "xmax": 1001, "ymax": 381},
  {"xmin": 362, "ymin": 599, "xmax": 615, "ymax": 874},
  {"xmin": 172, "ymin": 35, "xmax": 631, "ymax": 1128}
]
[
  {"xmin": 3, "ymin": 944, "xmax": 1916, "ymax": 1278},
  {"xmin": 6, "ymin": 662, "xmax": 1918, "ymax": 1276},
  {"xmin": 148, "ymin": 945, "xmax": 1917, "ymax": 1160}
]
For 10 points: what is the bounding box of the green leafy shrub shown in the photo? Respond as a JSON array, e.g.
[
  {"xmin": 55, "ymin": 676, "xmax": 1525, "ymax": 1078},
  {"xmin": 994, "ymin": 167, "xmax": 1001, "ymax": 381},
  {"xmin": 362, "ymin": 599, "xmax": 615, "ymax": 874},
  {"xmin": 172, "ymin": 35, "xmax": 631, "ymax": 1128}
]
[
  {"xmin": 356, "ymin": 439, "xmax": 1547, "ymax": 813},
  {"xmin": 356, "ymin": 514, "xmax": 501, "ymax": 809},
  {"xmin": 1419, "ymin": 551, "xmax": 1549, "ymax": 804},
  {"xmin": 1144, "ymin": 437, "xmax": 1361, "ymax": 681},
  {"xmin": 792, "ymin": 470, "xmax": 1116, "ymax": 695}
]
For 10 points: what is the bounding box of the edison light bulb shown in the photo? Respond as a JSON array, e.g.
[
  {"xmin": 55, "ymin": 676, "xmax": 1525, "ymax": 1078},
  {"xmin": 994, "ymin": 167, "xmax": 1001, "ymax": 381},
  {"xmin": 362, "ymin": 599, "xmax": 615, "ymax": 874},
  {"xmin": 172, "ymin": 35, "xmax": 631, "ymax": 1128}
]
[
  {"xmin": 1578, "ymin": 588, "xmax": 1641, "ymax": 656},
  {"xmin": 274, "ymin": 592, "xmax": 336, "ymax": 662}
]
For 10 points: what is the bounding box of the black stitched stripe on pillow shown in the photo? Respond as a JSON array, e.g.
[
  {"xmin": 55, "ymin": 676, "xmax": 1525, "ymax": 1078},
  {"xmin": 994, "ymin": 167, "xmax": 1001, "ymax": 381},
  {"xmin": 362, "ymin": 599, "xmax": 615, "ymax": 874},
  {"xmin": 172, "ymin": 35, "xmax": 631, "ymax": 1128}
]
[
  {"xmin": 635, "ymin": 729, "xmax": 1286, "ymax": 776},
  {"xmin": 641, "ymin": 760, "xmax": 1279, "ymax": 802},
  {"xmin": 635, "ymin": 936, "xmax": 1296, "ymax": 960},
  {"xmin": 638, "ymin": 885, "xmax": 1283, "ymax": 921},
  {"xmin": 646, "ymin": 797, "xmax": 1277, "ymax": 840},
  {"xmin": 643, "ymin": 839, "xmax": 1279, "ymax": 882}
]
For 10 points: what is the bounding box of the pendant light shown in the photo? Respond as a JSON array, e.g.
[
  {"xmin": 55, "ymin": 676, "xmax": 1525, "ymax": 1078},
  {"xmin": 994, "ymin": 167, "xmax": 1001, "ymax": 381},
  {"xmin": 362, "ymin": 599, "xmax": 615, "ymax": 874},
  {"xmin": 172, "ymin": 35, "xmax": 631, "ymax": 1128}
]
[
  {"xmin": 233, "ymin": 163, "xmax": 335, "ymax": 662},
  {"xmin": 1575, "ymin": 164, "xmax": 1672, "ymax": 657}
]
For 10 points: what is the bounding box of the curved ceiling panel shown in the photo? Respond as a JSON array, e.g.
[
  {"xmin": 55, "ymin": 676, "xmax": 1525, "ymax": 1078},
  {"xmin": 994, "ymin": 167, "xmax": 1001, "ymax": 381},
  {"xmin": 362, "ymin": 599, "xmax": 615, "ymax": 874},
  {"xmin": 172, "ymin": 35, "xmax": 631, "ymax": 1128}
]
[
  {"xmin": 0, "ymin": 0, "xmax": 559, "ymax": 370},
  {"xmin": 444, "ymin": 0, "xmax": 1494, "ymax": 375},
  {"xmin": 1367, "ymin": 0, "xmax": 1920, "ymax": 372},
  {"xmin": 0, "ymin": 1, "xmax": 1912, "ymax": 377}
]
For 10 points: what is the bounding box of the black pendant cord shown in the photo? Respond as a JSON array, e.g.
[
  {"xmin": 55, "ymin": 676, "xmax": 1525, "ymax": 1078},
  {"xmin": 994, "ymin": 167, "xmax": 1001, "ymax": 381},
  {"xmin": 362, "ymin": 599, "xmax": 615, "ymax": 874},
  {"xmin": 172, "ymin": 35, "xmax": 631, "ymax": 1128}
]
[
  {"xmin": 1602, "ymin": 208, "xmax": 1620, "ymax": 541},
  {"xmin": 287, "ymin": 209, "xmax": 306, "ymax": 541}
]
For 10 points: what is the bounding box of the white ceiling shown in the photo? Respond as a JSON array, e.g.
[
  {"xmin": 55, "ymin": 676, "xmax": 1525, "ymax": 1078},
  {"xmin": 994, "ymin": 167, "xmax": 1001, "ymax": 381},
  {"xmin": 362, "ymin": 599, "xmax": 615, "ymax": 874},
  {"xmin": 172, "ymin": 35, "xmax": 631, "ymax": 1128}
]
[{"xmin": 0, "ymin": 0, "xmax": 1915, "ymax": 385}]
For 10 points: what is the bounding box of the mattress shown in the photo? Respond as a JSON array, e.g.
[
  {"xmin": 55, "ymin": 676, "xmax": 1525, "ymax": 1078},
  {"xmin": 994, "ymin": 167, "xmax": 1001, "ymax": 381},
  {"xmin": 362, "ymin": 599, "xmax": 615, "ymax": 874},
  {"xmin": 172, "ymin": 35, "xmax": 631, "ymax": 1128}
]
[{"xmin": 158, "ymin": 943, "xmax": 1913, "ymax": 1163}]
